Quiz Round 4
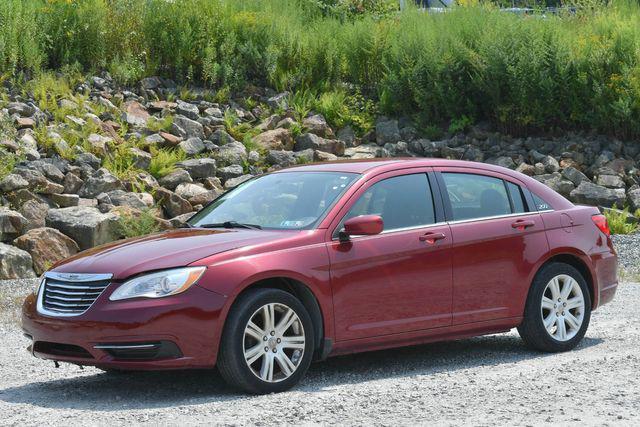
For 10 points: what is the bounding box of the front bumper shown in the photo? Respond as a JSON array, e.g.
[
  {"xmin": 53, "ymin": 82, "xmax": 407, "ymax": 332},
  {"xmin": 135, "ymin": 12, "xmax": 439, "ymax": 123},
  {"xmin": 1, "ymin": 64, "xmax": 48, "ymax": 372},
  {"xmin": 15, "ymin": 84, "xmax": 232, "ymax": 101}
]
[{"xmin": 21, "ymin": 284, "xmax": 227, "ymax": 370}]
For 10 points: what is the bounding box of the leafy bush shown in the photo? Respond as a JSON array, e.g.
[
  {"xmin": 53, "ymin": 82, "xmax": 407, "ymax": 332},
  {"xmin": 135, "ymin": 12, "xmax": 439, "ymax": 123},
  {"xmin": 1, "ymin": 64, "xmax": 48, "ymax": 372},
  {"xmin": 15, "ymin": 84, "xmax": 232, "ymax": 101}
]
[
  {"xmin": 116, "ymin": 208, "xmax": 163, "ymax": 239},
  {"xmin": 148, "ymin": 148, "xmax": 186, "ymax": 179},
  {"xmin": 0, "ymin": 147, "xmax": 20, "ymax": 181},
  {"xmin": 3, "ymin": 1, "xmax": 640, "ymax": 137},
  {"xmin": 604, "ymin": 206, "xmax": 638, "ymax": 235}
]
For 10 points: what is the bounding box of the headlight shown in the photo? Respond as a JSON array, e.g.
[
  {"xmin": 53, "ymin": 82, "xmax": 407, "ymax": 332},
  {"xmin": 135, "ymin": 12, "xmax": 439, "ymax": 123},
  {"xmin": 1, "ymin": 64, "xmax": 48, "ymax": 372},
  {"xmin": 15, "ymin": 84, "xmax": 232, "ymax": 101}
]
[{"xmin": 109, "ymin": 267, "xmax": 206, "ymax": 301}]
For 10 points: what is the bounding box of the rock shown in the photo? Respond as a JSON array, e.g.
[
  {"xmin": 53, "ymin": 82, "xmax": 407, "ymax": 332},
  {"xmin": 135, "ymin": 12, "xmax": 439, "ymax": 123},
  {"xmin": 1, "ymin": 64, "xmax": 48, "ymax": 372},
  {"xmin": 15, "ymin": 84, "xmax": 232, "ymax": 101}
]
[
  {"xmin": 141, "ymin": 76, "xmax": 163, "ymax": 90},
  {"xmin": 155, "ymin": 188, "xmax": 193, "ymax": 218},
  {"xmin": 78, "ymin": 168, "xmax": 123, "ymax": 198},
  {"xmin": 175, "ymin": 158, "xmax": 217, "ymax": 179},
  {"xmin": 129, "ymin": 147, "xmax": 152, "ymax": 170},
  {"xmin": 542, "ymin": 155, "xmax": 561, "ymax": 173},
  {"xmin": 344, "ymin": 144, "xmax": 384, "ymax": 159},
  {"xmin": 218, "ymin": 165, "xmax": 244, "ymax": 181},
  {"xmin": 295, "ymin": 133, "xmax": 345, "ymax": 156},
  {"xmin": 158, "ymin": 169, "xmax": 192, "ymax": 190},
  {"xmin": 16, "ymin": 117, "xmax": 35, "ymax": 129},
  {"xmin": 175, "ymin": 183, "xmax": 208, "ymax": 201},
  {"xmin": 159, "ymin": 131, "xmax": 182, "ymax": 146},
  {"xmin": 23, "ymin": 160, "xmax": 65, "ymax": 183},
  {"xmin": 215, "ymin": 141, "xmax": 248, "ymax": 166},
  {"xmin": 19, "ymin": 200, "xmax": 49, "ymax": 231},
  {"xmin": 148, "ymin": 100, "xmax": 177, "ymax": 111},
  {"xmin": 121, "ymin": 101, "xmax": 150, "ymax": 127},
  {"xmin": 75, "ymin": 152, "xmax": 101, "ymax": 169},
  {"xmin": 224, "ymin": 174, "xmax": 253, "ymax": 189},
  {"xmin": 266, "ymin": 92, "xmax": 289, "ymax": 110},
  {"xmin": 337, "ymin": 126, "xmax": 357, "ymax": 147},
  {"xmin": 534, "ymin": 173, "xmax": 575, "ymax": 198},
  {"xmin": 266, "ymin": 150, "xmax": 296, "ymax": 167},
  {"xmin": 46, "ymin": 206, "xmax": 120, "ymax": 250},
  {"xmin": 0, "ymin": 174, "xmax": 29, "ymax": 192},
  {"xmin": 203, "ymin": 177, "xmax": 224, "ymax": 191},
  {"xmin": 569, "ymin": 181, "xmax": 625, "ymax": 207},
  {"xmin": 7, "ymin": 102, "xmax": 35, "ymax": 117},
  {"xmin": 627, "ymin": 188, "xmax": 640, "ymax": 211},
  {"xmin": 173, "ymin": 115, "xmax": 205, "ymax": 139},
  {"xmin": 0, "ymin": 243, "xmax": 35, "ymax": 279},
  {"xmin": 189, "ymin": 189, "xmax": 221, "ymax": 206},
  {"xmin": 107, "ymin": 190, "xmax": 152, "ymax": 210},
  {"xmin": 561, "ymin": 167, "xmax": 590, "ymax": 186},
  {"xmin": 0, "ymin": 209, "xmax": 28, "ymax": 242},
  {"xmin": 596, "ymin": 174, "xmax": 625, "ymax": 189},
  {"xmin": 204, "ymin": 107, "xmax": 223, "ymax": 118},
  {"xmin": 178, "ymin": 137, "xmax": 206, "ymax": 156},
  {"xmin": 487, "ymin": 156, "xmax": 516, "ymax": 169},
  {"xmin": 14, "ymin": 227, "xmax": 80, "ymax": 275},
  {"xmin": 275, "ymin": 117, "xmax": 297, "ymax": 129},
  {"xmin": 13, "ymin": 168, "xmax": 48, "ymax": 188},
  {"xmin": 176, "ymin": 100, "xmax": 200, "ymax": 120},
  {"xmin": 303, "ymin": 114, "xmax": 333, "ymax": 137},
  {"xmin": 375, "ymin": 119, "xmax": 401, "ymax": 146},
  {"xmin": 169, "ymin": 213, "xmax": 194, "ymax": 227},
  {"xmin": 50, "ymin": 193, "xmax": 79, "ymax": 207},
  {"xmin": 253, "ymin": 128, "xmax": 294, "ymax": 151},
  {"xmin": 314, "ymin": 150, "xmax": 338, "ymax": 162},
  {"xmin": 211, "ymin": 129, "xmax": 237, "ymax": 145},
  {"xmin": 63, "ymin": 172, "xmax": 84, "ymax": 194}
]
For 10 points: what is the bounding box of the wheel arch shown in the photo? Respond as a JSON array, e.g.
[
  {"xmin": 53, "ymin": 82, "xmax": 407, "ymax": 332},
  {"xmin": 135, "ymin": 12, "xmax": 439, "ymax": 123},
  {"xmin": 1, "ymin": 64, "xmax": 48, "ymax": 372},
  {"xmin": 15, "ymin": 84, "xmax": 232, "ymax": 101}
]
[
  {"xmin": 223, "ymin": 276, "xmax": 329, "ymax": 360},
  {"xmin": 535, "ymin": 253, "xmax": 596, "ymax": 309}
]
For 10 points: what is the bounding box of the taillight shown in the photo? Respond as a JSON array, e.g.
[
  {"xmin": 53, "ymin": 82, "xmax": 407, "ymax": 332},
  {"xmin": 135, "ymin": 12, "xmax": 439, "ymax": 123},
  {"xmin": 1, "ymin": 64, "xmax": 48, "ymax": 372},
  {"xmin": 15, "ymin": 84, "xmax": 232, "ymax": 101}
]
[{"xmin": 592, "ymin": 214, "xmax": 611, "ymax": 237}]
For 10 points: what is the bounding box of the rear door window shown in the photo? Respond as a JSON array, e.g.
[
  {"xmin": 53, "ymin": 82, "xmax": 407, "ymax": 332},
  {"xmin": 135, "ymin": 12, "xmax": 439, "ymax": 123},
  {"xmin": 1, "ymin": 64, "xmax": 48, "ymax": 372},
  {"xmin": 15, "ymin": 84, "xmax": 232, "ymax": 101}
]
[
  {"xmin": 506, "ymin": 181, "xmax": 527, "ymax": 214},
  {"xmin": 442, "ymin": 173, "xmax": 512, "ymax": 221}
]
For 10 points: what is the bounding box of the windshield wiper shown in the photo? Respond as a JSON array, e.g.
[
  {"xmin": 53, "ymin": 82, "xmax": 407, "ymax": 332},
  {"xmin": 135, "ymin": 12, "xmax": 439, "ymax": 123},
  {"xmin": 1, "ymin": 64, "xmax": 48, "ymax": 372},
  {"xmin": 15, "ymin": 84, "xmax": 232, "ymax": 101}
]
[{"xmin": 197, "ymin": 221, "xmax": 262, "ymax": 230}]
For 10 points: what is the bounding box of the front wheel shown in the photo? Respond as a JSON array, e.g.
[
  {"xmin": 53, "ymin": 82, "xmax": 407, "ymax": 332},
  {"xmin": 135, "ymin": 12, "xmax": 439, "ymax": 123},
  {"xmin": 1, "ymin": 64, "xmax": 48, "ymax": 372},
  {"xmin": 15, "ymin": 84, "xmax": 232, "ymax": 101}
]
[
  {"xmin": 217, "ymin": 288, "xmax": 315, "ymax": 394},
  {"xmin": 517, "ymin": 262, "xmax": 591, "ymax": 352}
]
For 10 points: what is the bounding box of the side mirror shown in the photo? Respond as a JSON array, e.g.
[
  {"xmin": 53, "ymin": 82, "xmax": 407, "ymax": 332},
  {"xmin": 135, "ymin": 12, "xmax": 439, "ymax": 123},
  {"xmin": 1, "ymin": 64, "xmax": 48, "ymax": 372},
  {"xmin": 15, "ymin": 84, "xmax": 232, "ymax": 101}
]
[{"xmin": 339, "ymin": 215, "xmax": 384, "ymax": 241}]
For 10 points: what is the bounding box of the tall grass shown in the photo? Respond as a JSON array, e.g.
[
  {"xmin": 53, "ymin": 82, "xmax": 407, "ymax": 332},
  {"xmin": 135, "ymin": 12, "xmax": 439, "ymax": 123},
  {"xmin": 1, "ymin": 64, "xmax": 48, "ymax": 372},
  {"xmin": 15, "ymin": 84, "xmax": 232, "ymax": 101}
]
[{"xmin": 2, "ymin": 0, "xmax": 640, "ymax": 136}]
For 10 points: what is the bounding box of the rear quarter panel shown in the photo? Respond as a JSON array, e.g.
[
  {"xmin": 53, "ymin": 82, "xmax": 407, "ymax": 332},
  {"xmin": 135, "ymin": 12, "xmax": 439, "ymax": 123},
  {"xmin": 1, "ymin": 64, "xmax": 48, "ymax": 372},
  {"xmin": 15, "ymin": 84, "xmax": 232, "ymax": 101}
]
[{"xmin": 539, "ymin": 206, "xmax": 617, "ymax": 309}]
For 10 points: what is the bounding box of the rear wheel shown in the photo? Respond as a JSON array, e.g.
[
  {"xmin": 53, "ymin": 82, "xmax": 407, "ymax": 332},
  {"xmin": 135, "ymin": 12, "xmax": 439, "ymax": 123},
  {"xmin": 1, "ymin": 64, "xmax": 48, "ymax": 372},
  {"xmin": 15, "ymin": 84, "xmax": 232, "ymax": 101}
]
[
  {"xmin": 217, "ymin": 288, "xmax": 315, "ymax": 394},
  {"xmin": 517, "ymin": 262, "xmax": 591, "ymax": 352}
]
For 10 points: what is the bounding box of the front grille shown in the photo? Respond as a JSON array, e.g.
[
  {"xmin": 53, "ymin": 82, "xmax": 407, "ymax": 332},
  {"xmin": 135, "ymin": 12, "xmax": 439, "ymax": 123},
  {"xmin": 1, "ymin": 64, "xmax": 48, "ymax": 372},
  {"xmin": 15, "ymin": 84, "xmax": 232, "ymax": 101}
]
[{"xmin": 41, "ymin": 275, "xmax": 111, "ymax": 315}]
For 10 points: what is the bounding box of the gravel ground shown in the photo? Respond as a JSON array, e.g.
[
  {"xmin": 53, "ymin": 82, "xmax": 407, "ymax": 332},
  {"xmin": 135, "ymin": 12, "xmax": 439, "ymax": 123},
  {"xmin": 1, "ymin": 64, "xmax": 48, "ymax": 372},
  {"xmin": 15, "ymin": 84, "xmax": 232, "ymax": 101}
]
[
  {"xmin": 1, "ymin": 278, "xmax": 639, "ymax": 426},
  {"xmin": 612, "ymin": 234, "xmax": 640, "ymax": 279}
]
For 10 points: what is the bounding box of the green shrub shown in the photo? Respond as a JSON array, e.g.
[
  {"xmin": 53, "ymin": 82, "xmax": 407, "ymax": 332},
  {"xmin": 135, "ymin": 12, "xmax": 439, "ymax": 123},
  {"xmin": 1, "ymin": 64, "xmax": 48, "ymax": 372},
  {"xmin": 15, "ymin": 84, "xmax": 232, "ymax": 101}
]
[
  {"xmin": 116, "ymin": 208, "xmax": 163, "ymax": 239},
  {"xmin": 0, "ymin": 147, "xmax": 21, "ymax": 181},
  {"xmin": 148, "ymin": 148, "xmax": 186, "ymax": 179},
  {"xmin": 604, "ymin": 206, "xmax": 638, "ymax": 235}
]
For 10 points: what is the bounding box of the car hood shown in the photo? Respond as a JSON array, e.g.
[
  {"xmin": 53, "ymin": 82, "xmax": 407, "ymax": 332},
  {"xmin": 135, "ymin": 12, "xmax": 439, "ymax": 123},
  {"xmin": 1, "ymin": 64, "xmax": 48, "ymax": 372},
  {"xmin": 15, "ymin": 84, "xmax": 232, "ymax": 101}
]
[{"xmin": 51, "ymin": 228, "xmax": 294, "ymax": 280}]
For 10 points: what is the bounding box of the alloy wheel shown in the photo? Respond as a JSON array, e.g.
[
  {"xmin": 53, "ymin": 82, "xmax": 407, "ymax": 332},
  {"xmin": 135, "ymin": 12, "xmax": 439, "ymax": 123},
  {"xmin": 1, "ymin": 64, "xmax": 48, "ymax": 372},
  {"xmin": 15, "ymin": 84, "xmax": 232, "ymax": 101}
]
[
  {"xmin": 540, "ymin": 274, "xmax": 585, "ymax": 342},
  {"xmin": 243, "ymin": 302, "xmax": 306, "ymax": 383}
]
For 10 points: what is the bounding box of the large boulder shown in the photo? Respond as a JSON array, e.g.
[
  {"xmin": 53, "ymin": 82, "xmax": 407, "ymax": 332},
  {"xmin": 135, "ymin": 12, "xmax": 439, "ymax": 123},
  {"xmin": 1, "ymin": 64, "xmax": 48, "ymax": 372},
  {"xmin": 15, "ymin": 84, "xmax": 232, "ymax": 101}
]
[
  {"xmin": 302, "ymin": 114, "xmax": 333, "ymax": 138},
  {"xmin": 561, "ymin": 166, "xmax": 590, "ymax": 186},
  {"xmin": 19, "ymin": 200, "xmax": 49, "ymax": 231},
  {"xmin": 155, "ymin": 188, "xmax": 193, "ymax": 218},
  {"xmin": 375, "ymin": 119, "xmax": 400, "ymax": 146},
  {"xmin": 0, "ymin": 243, "xmax": 35, "ymax": 279},
  {"xmin": 215, "ymin": 141, "xmax": 248, "ymax": 166},
  {"xmin": 78, "ymin": 168, "xmax": 123, "ymax": 198},
  {"xmin": 175, "ymin": 158, "xmax": 216, "ymax": 179},
  {"xmin": 13, "ymin": 227, "xmax": 80, "ymax": 275},
  {"xmin": 295, "ymin": 133, "xmax": 345, "ymax": 156},
  {"xmin": 158, "ymin": 169, "xmax": 192, "ymax": 190},
  {"xmin": 172, "ymin": 115, "xmax": 205, "ymax": 139},
  {"xmin": 533, "ymin": 173, "xmax": 575, "ymax": 198},
  {"xmin": 595, "ymin": 174, "xmax": 625, "ymax": 189},
  {"xmin": 175, "ymin": 183, "xmax": 209, "ymax": 202},
  {"xmin": 569, "ymin": 181, "xmax": 625, "ymax": 207},
  {"xmin": 178, "ymin": 137, "xmax": 206, "ymax": 156},
  {"xmin": 107, "ymin": 190, "xmax": 153, "ymax": 210},
  {"xmin": 176, "ymin": 100, "xmax": 200, "ymax": 120},
  {"xmin": 0, "ymin": 209, "xmax": 28, "ymax": 242},
  {"xmin": 253, "ymin": 128, "xmax": 294, "ymax": 151},
  {"xmin": 0, "ymin": 174, "xmax": 29, "ymax": 192},
  {"xmin": 46, "ymin": 206, "xmax": 120, "ymax": 250},
  {"xmin": 121, "ymin": 101, "xmax": 150, "ymax": 127}
]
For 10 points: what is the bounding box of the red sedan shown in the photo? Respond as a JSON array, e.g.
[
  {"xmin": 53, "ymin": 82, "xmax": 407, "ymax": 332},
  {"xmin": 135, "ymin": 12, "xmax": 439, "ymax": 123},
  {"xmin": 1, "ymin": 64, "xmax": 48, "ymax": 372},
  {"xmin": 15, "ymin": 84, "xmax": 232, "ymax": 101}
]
[{"xmin": 22, "ymin": 159, "xmax": 618, "ymax": 394}]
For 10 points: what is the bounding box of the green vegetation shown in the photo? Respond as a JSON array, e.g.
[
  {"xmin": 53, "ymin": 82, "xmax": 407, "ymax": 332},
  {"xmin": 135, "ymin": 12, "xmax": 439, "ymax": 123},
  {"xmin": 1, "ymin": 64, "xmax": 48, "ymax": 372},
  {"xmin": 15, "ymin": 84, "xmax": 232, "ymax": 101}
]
[
  {"xmin": 148, "ymin": 148, "xmax": 187, "ymax": 179},
  {"xmin": 3, "ymin": 1, "xmax": 640, "ymax": 136},
  {"xmin": 604, "ymin": 206, "xmax": 639, "ymax": 235},
  {"xmin": 116, "ymin": 208, "xmax": 163, "ymax": 239}
]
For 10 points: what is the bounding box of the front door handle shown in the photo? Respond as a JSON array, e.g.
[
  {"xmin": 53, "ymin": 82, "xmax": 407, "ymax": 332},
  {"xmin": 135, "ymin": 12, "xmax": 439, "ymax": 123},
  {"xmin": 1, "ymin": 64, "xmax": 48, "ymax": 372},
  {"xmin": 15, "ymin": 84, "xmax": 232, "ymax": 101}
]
[
  {"xmin": 419, "ymin": 232, "xmax": 446, "ymax": 243},
  {"xmin": 511, "ymin": 219, "xmax": 535, "ymax": 230}
]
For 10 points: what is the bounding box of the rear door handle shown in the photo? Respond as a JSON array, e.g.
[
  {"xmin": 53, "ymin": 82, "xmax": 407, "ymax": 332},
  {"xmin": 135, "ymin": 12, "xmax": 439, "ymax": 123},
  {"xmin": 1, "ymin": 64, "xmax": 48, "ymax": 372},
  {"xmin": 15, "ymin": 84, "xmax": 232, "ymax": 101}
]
[
  {"xmin": 511, "ymin": 219, "xmax": 535, "ymax": 230},
  {"xmin": 419, "ymin": 232, "xmax": 446, "ymax": 243}
]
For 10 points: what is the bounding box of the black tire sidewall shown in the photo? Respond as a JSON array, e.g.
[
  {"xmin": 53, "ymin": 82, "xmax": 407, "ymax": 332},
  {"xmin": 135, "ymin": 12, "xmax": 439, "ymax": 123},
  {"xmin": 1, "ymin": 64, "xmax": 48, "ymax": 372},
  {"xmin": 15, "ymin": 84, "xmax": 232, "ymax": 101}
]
[
  {"xmin": 522, "ymin": 263, "xmax": 592, "ymax": 352},
  {"xmin": 219, "ymin": 289, "xmax": 315, "ymax": 394}
]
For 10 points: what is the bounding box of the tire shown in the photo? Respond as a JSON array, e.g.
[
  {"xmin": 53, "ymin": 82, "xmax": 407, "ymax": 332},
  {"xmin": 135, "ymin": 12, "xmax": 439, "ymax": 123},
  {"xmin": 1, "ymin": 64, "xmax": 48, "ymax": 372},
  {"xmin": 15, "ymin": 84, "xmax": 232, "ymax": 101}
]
[
  {"xmin": 217, "ymin": 288, "xmax": 315, "ymax": 394},
  {"xmin": 517, "ymin": 262, "xmax": 591, "ymax": 352}
]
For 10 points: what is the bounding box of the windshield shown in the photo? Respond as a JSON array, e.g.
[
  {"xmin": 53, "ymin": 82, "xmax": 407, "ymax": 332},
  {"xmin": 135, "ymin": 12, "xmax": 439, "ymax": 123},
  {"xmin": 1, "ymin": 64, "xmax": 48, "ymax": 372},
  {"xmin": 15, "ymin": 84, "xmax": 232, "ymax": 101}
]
[{"xmin": 188, "ymin": 172, "xmax": 359, "ymax": 230}]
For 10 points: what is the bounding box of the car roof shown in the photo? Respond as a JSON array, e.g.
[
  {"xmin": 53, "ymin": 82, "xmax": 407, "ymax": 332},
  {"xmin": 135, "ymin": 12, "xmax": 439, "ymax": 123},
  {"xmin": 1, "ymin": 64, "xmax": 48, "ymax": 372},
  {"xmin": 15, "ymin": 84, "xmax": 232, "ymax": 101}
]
[{"xmin": 274, "ymin": 158, "xmax": 507, "ymax": 174}]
